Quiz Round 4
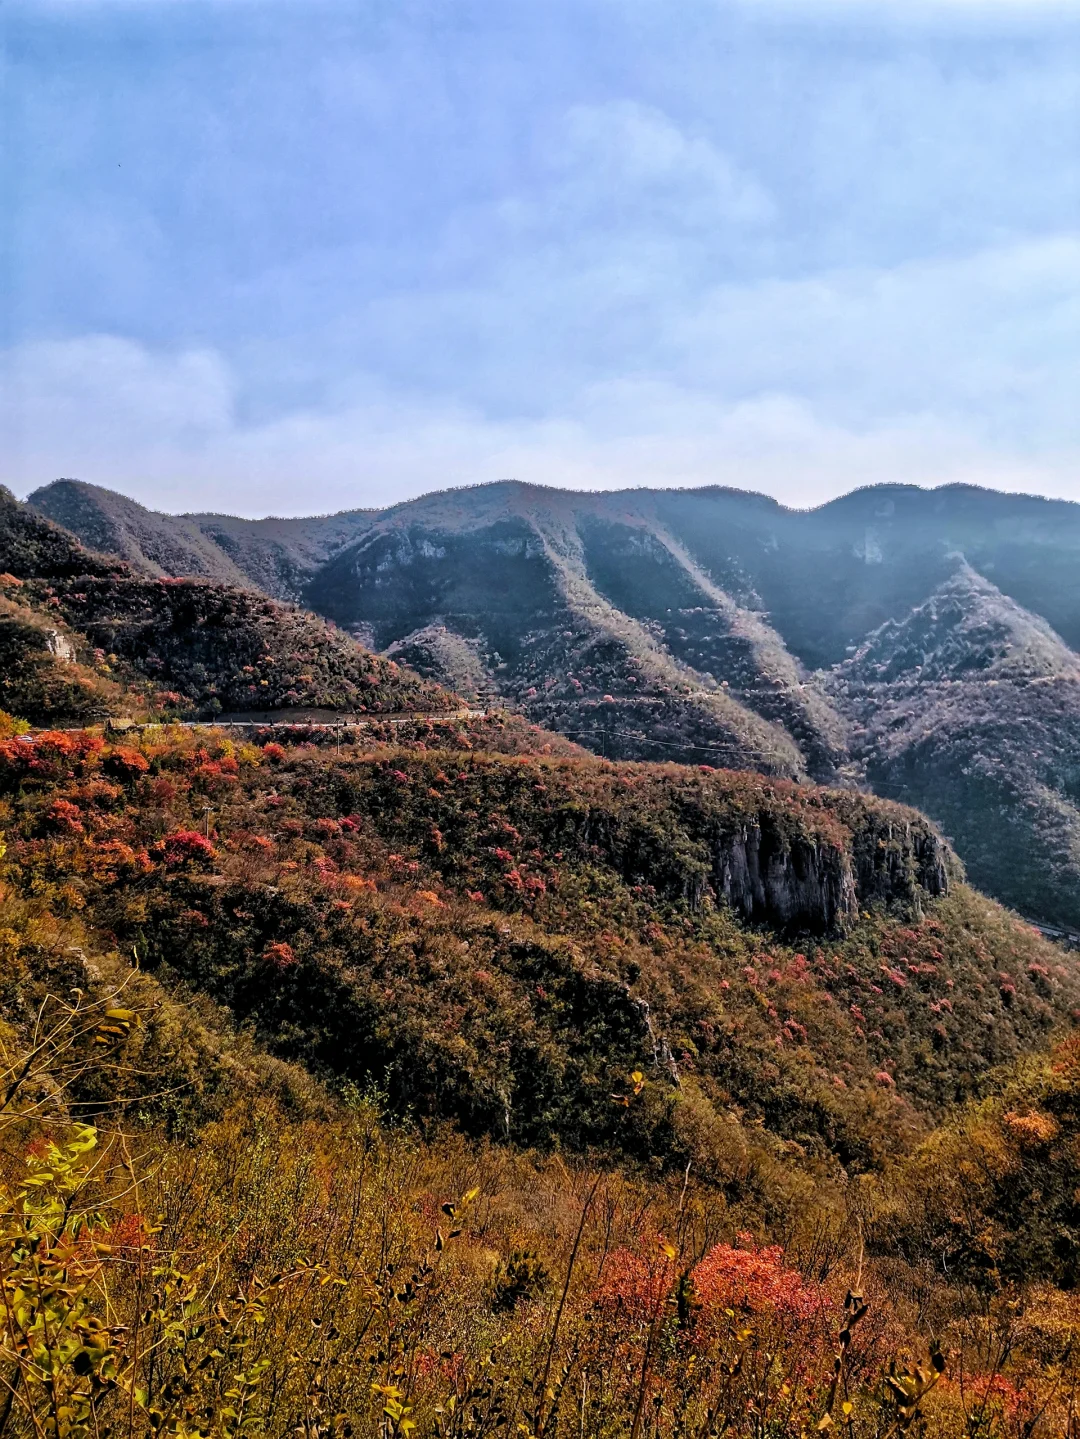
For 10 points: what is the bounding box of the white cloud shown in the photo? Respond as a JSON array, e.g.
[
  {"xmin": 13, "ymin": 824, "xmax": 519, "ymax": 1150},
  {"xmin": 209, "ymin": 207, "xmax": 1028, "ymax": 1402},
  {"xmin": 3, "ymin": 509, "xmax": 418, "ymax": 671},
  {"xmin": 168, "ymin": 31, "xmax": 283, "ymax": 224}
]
[
  {"xmin": 545, "ymin": 101, "xmax": 775, "ymax": 229},
  {"xmin": 3, "ymin": 336, "xmax": 234, "ymax": 439},
  {"xmin": 5, "ymin": 6, "xmax": 1079, "ymax": 517},
  {"xmin": 667, "ymin": 235, "xmax": 1080, "ymax": 442},
  {"xmin": 2, "ymin": 326, "xmax": 1077, "ymax": 517},
  {"xmin": 245, "ymin": 228, "xmax": 1080, "ymax": 459}
]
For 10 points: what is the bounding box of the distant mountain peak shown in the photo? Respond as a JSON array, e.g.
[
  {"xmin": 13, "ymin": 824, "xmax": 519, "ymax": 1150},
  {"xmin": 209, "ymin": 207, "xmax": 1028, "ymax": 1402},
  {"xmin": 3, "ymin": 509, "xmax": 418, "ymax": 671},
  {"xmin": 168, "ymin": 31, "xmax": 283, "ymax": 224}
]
[
  {"xmin": 18, "ymin": 475, "xmax": 1080, "ymax": 926},
  {"xmin": 838, "ymin": 562, "xmax": 1080, "ymax": 684}
]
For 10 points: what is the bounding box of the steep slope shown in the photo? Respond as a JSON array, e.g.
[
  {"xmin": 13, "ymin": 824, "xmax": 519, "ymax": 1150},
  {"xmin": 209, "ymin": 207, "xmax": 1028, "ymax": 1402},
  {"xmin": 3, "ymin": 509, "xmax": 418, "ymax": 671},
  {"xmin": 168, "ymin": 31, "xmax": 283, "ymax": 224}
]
[
  {"xmin": 0, "ymin": 487, "xmax": 451, "ymax": 721},
  {"xmin": 29, "ymin": 478, "xmax": 376, "ymax": 602},
  {"xmin": 36, "ymin": 478, "xmax": 1080, "ymax": 665},
  {"xmin": 26, "ymin": 479, "xmax": 256, "ymax": 588},
  {"xmin": 826, "ymin": 567, "xmax": 1080, "ymax": 927},
  {"xmin": 652, "ymin": 482, "xmax": 1080, "ymax": 668},
  {"xmin": 5, "ymin": 719, "xmax": 1076, "ymax": 1180},
  {"xmin": 573, "ymin": 513, "xmax": 847, "ymax": 775},
  {"xmin": 304, "ymin": 486, "xmax": 835, "ymax": 780},
  {"xmin": 31, "ymin": 480, "xmax": 841, "ymax": 778},
  {"xmin": 880, "ymin": 1032, "xmax": 1080, "ymax": 1292},
  {"xmin": 189, "ymin": 507, "xmax": 378, "ymax": 601},
  {"xmin": 2, "ymin": 764, "xmax": 1076, "ymax": 1439},
  {"xmin": 0, "ymin": 581, "xmax": 135, "ymax": 725},
  {"xmin": 829, "ymin": 564, "xmax": 1080, "ymax": 685},
  {"xmin": 11, "ymin": 483, "xmax": 1080, "ymax": 1437},
  {"xmin": 32, "ymin": 477, "xmax": 1080, "ymax": 923}
]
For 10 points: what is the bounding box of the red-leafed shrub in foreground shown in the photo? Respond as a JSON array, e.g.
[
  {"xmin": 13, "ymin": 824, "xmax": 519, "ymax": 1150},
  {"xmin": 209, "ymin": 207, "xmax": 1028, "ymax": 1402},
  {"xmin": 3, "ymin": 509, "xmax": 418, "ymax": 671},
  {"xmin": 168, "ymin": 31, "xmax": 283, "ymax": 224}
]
[
  {"xmin": 691, "ymin": 1233, "xmax": 829, "ymax": 1336},
  {"xmin": 594, "ymin": 1233, "xmax": 828, "ymax": 1347},
  {"xmin": 593, "ymin": 1245, "xmax": 674, "ymax": 1328}
]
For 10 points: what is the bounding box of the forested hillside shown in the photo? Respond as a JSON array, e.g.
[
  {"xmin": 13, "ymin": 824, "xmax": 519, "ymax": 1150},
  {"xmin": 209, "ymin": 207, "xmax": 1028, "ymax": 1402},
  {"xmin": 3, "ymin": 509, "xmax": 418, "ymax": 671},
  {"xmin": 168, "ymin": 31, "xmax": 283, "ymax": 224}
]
[
  {"xmin": 30, "ymin": 476, "xmax": 1080, "ymax": 926},
  {"xmin": 0, "ymin": 486, "xmax": 451, "ymax": 722},
  {"xmin": 1, "ymin": 708, "xmax": 1078, "ymax": 1435},
  {"xmin": 5, "ymin": 479, "xmax": 1080, "ymax": 1432}
]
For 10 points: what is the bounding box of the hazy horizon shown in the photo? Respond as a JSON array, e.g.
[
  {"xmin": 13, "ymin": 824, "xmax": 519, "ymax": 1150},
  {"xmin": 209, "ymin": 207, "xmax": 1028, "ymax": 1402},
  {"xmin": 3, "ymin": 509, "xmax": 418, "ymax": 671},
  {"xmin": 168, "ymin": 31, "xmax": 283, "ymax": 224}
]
[
  {"xmin": 3, "ymin": 0, "xmax": 1079, "ymax": 515},
  {"xmin": 21, "ymin": 472, "xmax": 1080, "ymax": 525}
]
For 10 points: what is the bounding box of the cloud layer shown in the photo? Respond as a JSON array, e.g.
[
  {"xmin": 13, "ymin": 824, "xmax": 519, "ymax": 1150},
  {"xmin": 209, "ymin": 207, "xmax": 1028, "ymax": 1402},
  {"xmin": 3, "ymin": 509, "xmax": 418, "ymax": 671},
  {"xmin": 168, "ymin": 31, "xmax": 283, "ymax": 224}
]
[{"xmin": 3, "ymin": 0, "xmax": 1079, "ymax": 514}]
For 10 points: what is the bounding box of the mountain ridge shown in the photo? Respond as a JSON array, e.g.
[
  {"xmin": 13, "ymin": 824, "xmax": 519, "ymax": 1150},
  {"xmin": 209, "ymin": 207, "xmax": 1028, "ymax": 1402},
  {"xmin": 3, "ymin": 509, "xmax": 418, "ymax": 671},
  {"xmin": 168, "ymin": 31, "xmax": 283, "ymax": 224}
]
[
  {"xmin": 0, "ymin": 485, "xmax": 453, "ymax": 724},
  {"xmin": 6, "ymin": 482, "xmax": 1080, "ymax": 1429},
  {"xmin": 23, "ymin": 476, "xmax": 1080, "ymax": 924}
]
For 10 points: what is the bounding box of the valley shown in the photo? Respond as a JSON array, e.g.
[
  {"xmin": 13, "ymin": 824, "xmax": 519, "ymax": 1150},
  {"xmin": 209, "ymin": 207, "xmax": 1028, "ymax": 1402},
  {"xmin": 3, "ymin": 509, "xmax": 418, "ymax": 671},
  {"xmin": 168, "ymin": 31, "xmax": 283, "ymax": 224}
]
[
  {"xmin": 31, "ymin": 477, "xmax": 1080, "ymax": 928},
  {"xmin": 2, "ymin": 480, "xmax": 1080, "ymax": 1434}
]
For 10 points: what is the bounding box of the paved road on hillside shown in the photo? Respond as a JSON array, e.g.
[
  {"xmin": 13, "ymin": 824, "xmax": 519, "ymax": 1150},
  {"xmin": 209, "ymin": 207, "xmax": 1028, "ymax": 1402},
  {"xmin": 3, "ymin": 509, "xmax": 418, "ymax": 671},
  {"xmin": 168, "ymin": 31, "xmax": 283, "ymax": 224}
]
[{"xmin": 23, "ymin": 708, "xmax": 488, "ymax": 737}]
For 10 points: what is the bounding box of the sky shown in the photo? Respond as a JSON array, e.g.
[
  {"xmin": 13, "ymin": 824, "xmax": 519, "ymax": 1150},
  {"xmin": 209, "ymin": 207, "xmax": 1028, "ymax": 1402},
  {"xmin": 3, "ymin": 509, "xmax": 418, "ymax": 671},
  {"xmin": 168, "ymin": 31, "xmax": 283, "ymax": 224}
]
[{"xmin": 1, "ymin": 0, "xmax": 1079, "ymax": 517}]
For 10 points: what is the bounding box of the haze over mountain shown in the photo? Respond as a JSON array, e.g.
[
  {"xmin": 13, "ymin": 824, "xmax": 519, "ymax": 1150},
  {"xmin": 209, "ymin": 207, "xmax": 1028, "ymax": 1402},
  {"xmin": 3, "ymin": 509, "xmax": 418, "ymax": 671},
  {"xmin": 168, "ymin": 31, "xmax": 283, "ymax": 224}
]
[{"xmin": 27, "ymin": 476, "xmax": 1080, "ymax": 928}]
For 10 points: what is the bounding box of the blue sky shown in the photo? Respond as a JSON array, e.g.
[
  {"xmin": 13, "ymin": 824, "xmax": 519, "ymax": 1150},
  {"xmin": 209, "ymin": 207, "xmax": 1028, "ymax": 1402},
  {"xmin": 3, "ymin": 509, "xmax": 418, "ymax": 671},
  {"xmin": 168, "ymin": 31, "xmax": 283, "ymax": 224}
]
[{"xmin": 2, "ymin": 0, "xmax": 1079, "ymax": 516}]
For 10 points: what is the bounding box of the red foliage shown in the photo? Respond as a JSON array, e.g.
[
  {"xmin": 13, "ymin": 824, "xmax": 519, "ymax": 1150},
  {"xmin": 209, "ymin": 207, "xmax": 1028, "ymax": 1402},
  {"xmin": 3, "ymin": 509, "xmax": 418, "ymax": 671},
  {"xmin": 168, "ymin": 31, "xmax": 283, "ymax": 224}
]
[
  {"xmin": 262, "ymin": 941, "xmax": 297, "ymax": 971},
  {"xmin": 0, "ymin": 731, "xmax": 103, "ymax": 779},
  {"xmin": 44, "ymin": 798, "xmax": 84, "ymax": 834},
  {"xmin": 105, "ymin": 1212, "xmax": 153, "ymax": 1259},
  {"xmin": 691, "ymin": 1236, "xmax": 828, "ymax": 1332},
  {"xmin": 942, "ymin": 1373, "xmax": 1035, "ymax": 1424},
  {"xmin": 594, "ymin": 1234, "xmax": 827, "ymax": 1344},
  {"xmin": 593, "ymin": 1246, "xmax": 674, "ymax": 1326},
  {"xmin": 85, "ymin": 841, "xmax": 153, "ymax": 882},
  {"xmin": 150, "ymin": 777, "xmax": 178, "ymax": 804},
  {"xmin": 69, "ymin": 779, "xmax": 122, "ymax": 806},
  {"xmin": 35, "ymin": 732, "xmax": 80, "ymax": 757},
  {"xmin": 105, "ymin": 747, "xmax": 150, "ymax": 778},
  {"xmin": 161, "ymin": 830, "xmax": 216, "ymax": 866}
]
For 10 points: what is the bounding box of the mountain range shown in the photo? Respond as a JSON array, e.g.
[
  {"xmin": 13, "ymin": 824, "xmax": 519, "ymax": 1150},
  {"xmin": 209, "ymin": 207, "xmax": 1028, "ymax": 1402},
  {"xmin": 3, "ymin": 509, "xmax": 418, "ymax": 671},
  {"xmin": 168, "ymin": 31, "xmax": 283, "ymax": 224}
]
[
  {"xmin": 0, "ymin": 485, "xmax": 452, "ymax": 726},
  {"xmin": 5, "ymin": 477, "xmax": 1080, "ymax": 1429},
  {"xmin": 24, "ymin": 476, "xmax": 1080, "ymax": 927}
]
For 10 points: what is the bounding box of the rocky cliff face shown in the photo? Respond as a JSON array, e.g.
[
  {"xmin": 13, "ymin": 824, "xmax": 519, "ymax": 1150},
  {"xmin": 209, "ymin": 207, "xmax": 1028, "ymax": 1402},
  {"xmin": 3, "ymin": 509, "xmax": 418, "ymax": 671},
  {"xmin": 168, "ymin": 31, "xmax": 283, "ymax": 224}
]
[
  {"xmin": 22, "ymin": 477, "xmax": 1080, "ymax": 926},
  {"xmin": 325, "ymin": 756, "xmax": 952, "ymax": 938},
  {"xmin": 703, "ymin": 804, "xmax": 950, "ymax": 933},
  {"xmin": 847, "ymin": 810, "xmax": 954, "ymax": 914},
  {"xmin": 710, "ymin": 825, "xmax": 858, "ymax": 930}
]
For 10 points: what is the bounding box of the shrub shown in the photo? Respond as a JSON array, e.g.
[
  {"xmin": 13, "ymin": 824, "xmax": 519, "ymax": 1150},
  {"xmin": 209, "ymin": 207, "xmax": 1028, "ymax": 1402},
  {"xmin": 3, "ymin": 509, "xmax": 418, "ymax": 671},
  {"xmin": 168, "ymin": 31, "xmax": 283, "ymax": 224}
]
[{"xmin": 161, "ymin": 828, "xmax": 216, "ymax": 866}]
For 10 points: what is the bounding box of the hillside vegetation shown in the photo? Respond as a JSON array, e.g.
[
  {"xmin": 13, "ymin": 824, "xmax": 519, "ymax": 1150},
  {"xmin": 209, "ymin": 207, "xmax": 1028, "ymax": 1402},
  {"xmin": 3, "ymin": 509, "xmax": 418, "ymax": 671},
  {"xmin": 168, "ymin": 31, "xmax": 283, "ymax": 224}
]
[
  {"xmin": 30, "ymin": 477, "xmax": 377, "ymax": 599},
  {"xmin": 827, "ymin": 567, "xmax": 1080, "ymax": 927},
  {"xmin": 3, "ymin": 717, "xmax": 1074, "ymax": 1180},
  {"xmin": 2, "ymin": 480, "xmax": 1080, "ymax": 1427},
  {"xmin": 1, "ymin": 707, "xmax": 1079, "ymax": 1435},
  {"xmin": 0, "ymin": 486, "xmax": 451, "ymax": 722},
  {"xmin": 33, "ymin": 477, "xmax": 1080, "ymax": 926},
  {"xmin": 6, "ymin": 482, "xmax": 1080, "ymax": 1433}
]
